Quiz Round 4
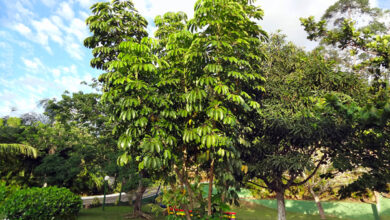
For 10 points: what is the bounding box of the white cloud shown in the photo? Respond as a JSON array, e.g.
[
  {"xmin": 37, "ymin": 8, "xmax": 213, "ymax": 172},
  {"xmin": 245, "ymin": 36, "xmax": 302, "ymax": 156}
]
[
  {"xmin": 13, "ymin": 1, "xmax": 35, "ymax": 21},
  {"xmin": 31, "ymin": 18, "xmax": 63, "ymax": 47},
  {"xmin": 26, "ymin": 84, "xmax": 47, "ymax": 95},
  {"xmin": 21, "ymin": 57, "xmax": 44, "ymax": 73},
  {"xmin": 51, "ymin": 64, "xmax": 78, "ymax": 78},
  {"xmin": 133, "ymin": 0, "xmax": 195, "ymax": 37},
  {"xmin": 66, "ymin": 18, "xmax": 89, "ymax": 42},
  {"xmin": 0, "ymin": 75, "xmax": 48, "ymax": 116},
  {"xmin": 51, "ymin": 15, "xmax": 66, "ymax": 29},
  {"xmin": 0, "ymin": 100, "xmax": 13, "ymax": 116},
  {"xmin": 0, "ymin": 63, "xmax": 94, "ymax": 116},
  {"xmin": 52, "ymin": 68, "xmax": 61, "ymax": 77},
  {"xmin": 259, "ymin": 0, "xmax": 338, "ymax": 50},
  {"xmin": 65, "ymin": 41, "xmax": 84, "ymax": 60},
  {"xmin": 79, "ymin": 11, "xmax": 90, "ymax": 20},
  {"xmin": 76, "ymin": 0, "xmax": 99, "ymax": 9},
  {"xmin": 370, "ymin": 0, "xmax": 379, "ymax": 7},
  {"xmin": 41, "ymin": 0, "xmax": 56, "ymax": 7},
  {"xmin": 0, "ymin": 41, "xmax": 14, "ymax": 78},
  {"xmin": 130, "ymin": 0, "xmax": 336, "ymax": 49},
  {"xmin": 57, "ymin": 2, "xmax": 75, "ymax": 21},
  {"xmin": 13, "ymin": 23, "xmax": 32, "ymax": 36},
  {"xmin": 133, "ymin": 0, "xmax": 195, "ymax": 22},
  {"xmin": 54, "ymin": 74, "xmax": 92, "ymax": 93}
]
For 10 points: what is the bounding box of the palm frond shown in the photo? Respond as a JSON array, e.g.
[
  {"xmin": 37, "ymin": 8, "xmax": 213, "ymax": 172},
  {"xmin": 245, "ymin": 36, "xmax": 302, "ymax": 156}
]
[{"xmin": 0, "ymin": 143, "xmax": 38, "ymax": 158}]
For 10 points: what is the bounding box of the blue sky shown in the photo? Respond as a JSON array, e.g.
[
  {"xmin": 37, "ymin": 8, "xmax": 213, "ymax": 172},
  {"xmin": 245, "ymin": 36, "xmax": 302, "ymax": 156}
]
[{"xmin": 0, "ymin": 0, "xmax": 388, "ymax": 117}]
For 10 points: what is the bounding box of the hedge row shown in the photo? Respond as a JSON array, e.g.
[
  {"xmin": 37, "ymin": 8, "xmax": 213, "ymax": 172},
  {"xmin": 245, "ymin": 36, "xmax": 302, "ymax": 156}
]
[{"xmin": 0, "ymin": 184, "xmax": 82, "ymax": 220}]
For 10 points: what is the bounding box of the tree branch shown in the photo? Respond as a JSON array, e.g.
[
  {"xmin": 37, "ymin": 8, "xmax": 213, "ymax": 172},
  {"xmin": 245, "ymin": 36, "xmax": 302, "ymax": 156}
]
[
  {"xmin": 247, "ymin": 180, "xmax": 269, "ymax": 189},
  {"xmin": 289, "ymin": 155, "xmax": 326, "ymax": 187}
]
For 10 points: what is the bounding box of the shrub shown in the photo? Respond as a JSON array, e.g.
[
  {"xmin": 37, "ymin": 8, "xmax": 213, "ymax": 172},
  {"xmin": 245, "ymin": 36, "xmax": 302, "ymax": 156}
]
[
  {"xmin": 91, "ymin": 197, "xmax": 101, "ymax": 208},
  {"xmin": 0, "ymin": 182, "xmax": 19, "ymax": 205},
  {"xmin": 0, "ymin": 186, "xmax": 82, "ymax": 220}
]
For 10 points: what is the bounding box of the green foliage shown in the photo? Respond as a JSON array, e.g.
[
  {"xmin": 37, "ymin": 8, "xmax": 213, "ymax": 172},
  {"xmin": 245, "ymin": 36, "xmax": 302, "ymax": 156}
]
[
  {"xmin": 322, "ymin": 0, "xmax": 387, "ymax": 32},
  {"xmin": 85, "ymin": 0, "xmax": 267, "ymax": 217},
  {"xmin": 301, "ymin": 1, "xmax": 390, "ymax": 197},
  {"xmin": 0, "ymin": 91, "xmax": 127, "ymax": 195},
  {"xmin": 0, "ymin": 143, "xmax": 37, "ymax": 158},
  {"xmin": 0, "ymin": 182, "xmax": 19, "ymax": 206},
  {"xmin": 241, "ymin": 33, "xmax": 365, "ymax": 219},
  {"xmin": 32, "ymin": 91, "xmax": 127, "ymax": 194},
  {"xmin": 301, "ymin": 0, "xmax": 390, "ymax": 197},
  {"xmin": 6, "ymin": 117, "xmax": 21, "ymax": 128},
  {"xmin": 0, "ymin": 119, "xmax": 40, "ymax": 186},
  {"xmin": 0, "ymin": 186, "xmax": 82, "ymax": 220},
  {"xmin": 84, "ymin": 1, "xmax": 152, "ymax": 207}
]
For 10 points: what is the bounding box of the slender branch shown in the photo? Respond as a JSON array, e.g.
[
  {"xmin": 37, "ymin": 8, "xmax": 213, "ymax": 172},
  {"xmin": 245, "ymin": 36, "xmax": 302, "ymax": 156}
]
[
  {"xmin": 247, "ymin": 180, "xmax": 269, "ymax": 189},
  {"xmin": 289, "ymin": 155, "xmax": 326, "ymax": 187}
]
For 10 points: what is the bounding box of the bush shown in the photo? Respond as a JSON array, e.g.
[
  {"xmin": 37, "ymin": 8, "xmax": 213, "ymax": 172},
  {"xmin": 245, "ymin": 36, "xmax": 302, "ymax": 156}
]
[
  {"xmin": 91, "ymin": 197, "xmax": 101, "ymax": 208},
  {"xmin": 0, "ymin": 182, "xmax": 19, "ymax": 205},
  {"xmin": 0, "ymin": 186, "xmax": 82, "ymax": 220}
]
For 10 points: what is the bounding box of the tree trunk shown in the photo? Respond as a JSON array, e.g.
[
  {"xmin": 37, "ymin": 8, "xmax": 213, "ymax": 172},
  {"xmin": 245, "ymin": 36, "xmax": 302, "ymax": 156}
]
[
  {"xmin": 207, "ymin": 159, "xmax": 215, "ymax": 218},
  {"xmin": 183, "ymin": 204, "xmax": 192, "ymax": 220},
  {"xmin": 276, "ymin": 190, "xmax": 286, "ymax": 220},
  {"xmin": 374, "ymin": 191, "xmax": 381, "ymax": 213},
  {"xmin": 309, "ymin": 186, "xmax": 326, "ymax": 219},
  {"xmin": 133, "ymin": 180, "xmax": 147, "ymax": 215}
]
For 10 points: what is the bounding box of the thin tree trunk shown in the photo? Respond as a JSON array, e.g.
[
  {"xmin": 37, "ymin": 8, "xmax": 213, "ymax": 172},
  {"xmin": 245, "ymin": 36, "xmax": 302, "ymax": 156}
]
[
  {"xmin": 179, "ymin": 167, "xmax": 192, "ymax": 220},
  {"xmin": 207, "ymin": 159, "xmax": 215, "ymax": 218},
  {"xmin": 276, "ymin": 190, "xmax": 286, "ymax": 220},
  {"xmin": 182, "ymin": 204, "xmax": 192, "ymax": 220},
  {"xmin": 374, "ymin": 191, "xmax": 381, "ymax": 213},
  {"xmin": 309, "ymin": 186, "xmax": 326, "ymax": 219},
  {"xmin": 128, "ymin": 173, "xmax": 152, "ymax": 220},
  {"xmin": 174, "ymin": 166, "xmax": 198, "ymax": 210},
  {"xmin": 133, "ymin": 179, "xmax": 147, "ymax": 215},
  {"xmin": 183, "ymin": 146, "xmax": 196, "ymax": 210}
]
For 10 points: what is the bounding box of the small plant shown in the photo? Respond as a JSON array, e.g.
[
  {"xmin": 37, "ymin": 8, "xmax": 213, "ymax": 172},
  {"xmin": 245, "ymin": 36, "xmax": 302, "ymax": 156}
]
[
  {"xmin": 0, "ymin": 186, "xmax": 82, "ymax": 220},
  {"xmin": 142, "ymin": 203, "xmax": 164, "ymax": 217},
  {"xmin": 91, "ymin": 197, "xmax": 101, "ymax": 207}
]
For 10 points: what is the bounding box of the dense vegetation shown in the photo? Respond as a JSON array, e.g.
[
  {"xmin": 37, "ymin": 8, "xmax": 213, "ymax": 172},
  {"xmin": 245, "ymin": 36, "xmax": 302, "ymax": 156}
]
[
  {"xmin": 1, "ymin": 0, "xmax": 390, "ymax": 220},
  {"xmin": 0, "ymin": 186, "xmax": 82, "ymax": 219}
]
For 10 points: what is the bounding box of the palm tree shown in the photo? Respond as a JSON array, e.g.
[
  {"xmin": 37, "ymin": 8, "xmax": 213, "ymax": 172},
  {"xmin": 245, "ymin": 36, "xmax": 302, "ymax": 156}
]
[{"xmin": 0, "ymin": 143, "xmax": 38, "ymax": 158}]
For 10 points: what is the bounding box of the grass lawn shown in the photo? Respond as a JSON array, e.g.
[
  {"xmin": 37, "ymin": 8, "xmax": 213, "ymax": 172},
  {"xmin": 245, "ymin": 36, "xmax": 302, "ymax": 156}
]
[
  {"xmin": 233, "ymin": 200, "xmax": 341, "ymax": 220},
  {"xmin": 77, "ymin": 200, "xmax": 342, "ymax": 219},
  {"xmin": 78, "ymin": 204, "xmax": 165, "ymax": 220}
]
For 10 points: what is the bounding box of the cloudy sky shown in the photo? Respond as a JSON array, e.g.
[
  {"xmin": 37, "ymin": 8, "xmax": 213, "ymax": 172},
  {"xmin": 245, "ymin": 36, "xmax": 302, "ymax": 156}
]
[{"xmin": 0, "ymin": 0, "xmax": 388, "ymax": 116}]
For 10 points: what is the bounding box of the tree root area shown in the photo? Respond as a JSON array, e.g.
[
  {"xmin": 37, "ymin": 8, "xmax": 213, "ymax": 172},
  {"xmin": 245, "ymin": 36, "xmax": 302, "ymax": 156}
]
[{"xmin": 124, "ymin": 211, "xmax": 153, "ymax": 220}]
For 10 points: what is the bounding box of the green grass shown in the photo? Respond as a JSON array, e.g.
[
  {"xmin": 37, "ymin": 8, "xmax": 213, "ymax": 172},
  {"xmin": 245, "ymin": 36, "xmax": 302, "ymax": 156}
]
[
  {"xmin": 78, "ymin": 204, "xmax": 165, "ymax": 220},
  {"xmin": 232, "ymin": 200, "xmax": 342, "ymax": 220},
  {"xmin": 77, "ymin": 200, "xmax": 342, "ymax": 220},
  {"xmin": 250, "ymin": 199, "xmax": 390, "ymax": 220}
]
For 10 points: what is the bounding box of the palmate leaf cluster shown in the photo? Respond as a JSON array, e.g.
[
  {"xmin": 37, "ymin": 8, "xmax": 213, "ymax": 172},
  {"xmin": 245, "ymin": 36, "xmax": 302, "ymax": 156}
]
[
  {"xmin": 84, "ymin": 0, "xmax": 148, "ymax": 71},
  {"xmin": 86, "ymin": 0, "xmax": 267, "ymax": 214}
]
